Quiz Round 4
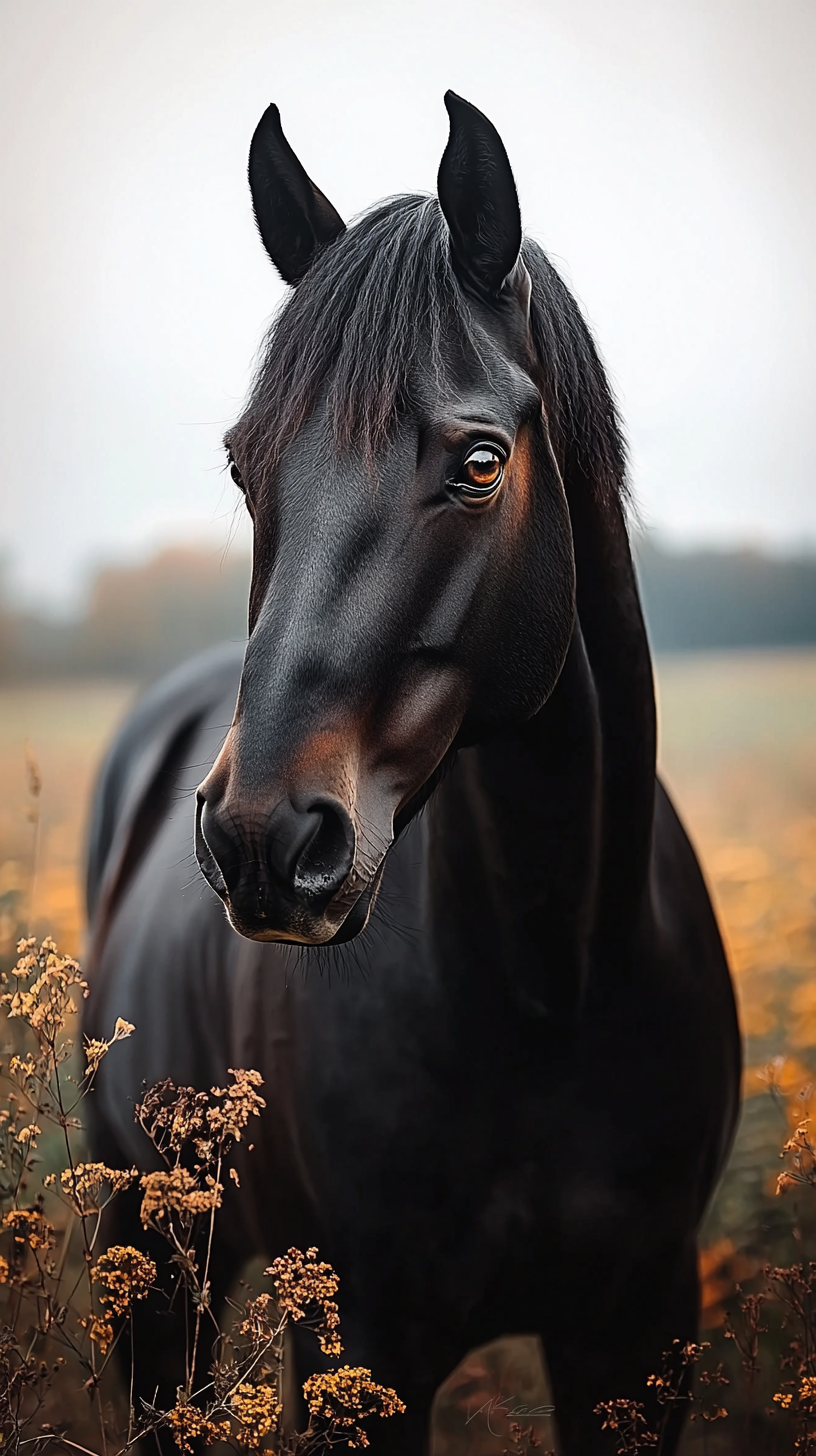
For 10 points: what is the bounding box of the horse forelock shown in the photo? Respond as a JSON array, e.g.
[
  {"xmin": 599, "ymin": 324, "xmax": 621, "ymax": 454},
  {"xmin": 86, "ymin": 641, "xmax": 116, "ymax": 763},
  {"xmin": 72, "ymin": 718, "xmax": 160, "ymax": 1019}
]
[{"xmin": 226, "ymin": 193, "xmax": 629, "ymax": 511}]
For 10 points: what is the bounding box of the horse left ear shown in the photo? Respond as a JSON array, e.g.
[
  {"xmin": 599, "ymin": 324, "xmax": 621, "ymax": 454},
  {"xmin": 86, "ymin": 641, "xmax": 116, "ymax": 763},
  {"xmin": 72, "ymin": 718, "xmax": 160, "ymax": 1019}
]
[
  {"xmin": 248, "ymin": 103, "xmax": 346, "ymax": 284},
  {"xmin": 437, "ymin": 91, "xmax": 522, "ymax": 303}
]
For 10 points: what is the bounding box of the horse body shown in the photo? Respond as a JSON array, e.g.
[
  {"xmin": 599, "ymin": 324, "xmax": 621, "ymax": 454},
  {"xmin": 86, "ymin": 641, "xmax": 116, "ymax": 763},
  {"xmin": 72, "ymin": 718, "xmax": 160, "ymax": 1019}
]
[{"xmin": 85, "ymin": 94, "xmax": 740, "ymax": 1453}]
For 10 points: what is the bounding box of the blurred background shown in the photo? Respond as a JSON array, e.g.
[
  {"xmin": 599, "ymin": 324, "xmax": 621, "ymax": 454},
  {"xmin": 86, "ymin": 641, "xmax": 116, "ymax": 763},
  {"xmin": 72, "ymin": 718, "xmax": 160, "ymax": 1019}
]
[{"xmin": 1, "ymin": 0, "xmax": 815, "ymax": 1448}]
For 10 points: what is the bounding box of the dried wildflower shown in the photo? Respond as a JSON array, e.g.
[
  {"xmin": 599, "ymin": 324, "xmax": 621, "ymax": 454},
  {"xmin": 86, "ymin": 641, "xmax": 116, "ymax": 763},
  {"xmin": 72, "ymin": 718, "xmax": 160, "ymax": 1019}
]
[
  {"xmin": 92, "ymin": 1245, "xmax": 156, "ymax": 1317},
  {"xmin": 0, "ymin": 1255, "xmax": 8, "ymax": 1283},
  {"xmin": 304, "ymin": 1366, "xmax": 405, "ymax": 1447},
  {"xmin": 229, "ymin": 1382, "xmax": 282, "ymax": 1450},
  {"xmin": 775, "ymin": 1391, "xmax": 794, "ymax": 1409},
  {"xmin": 78, "ymin": 1314, "xmax": 114, "ymax": 1356},
  {"xmin": 135, "ymin": 1069, "xmax": 264, "ymax": 1194},
  {"xmin": 136, "ymin": 1080, "xmax": 210, "ymax": 1158},
  {"xmin": 2, "ymin": 937, "xmax": 87, "ymax": 1043},
  {"xmin": 167, "ymin": 1402, "xmax": 230, "ymax": 1452},
  {"xmin": 782, "ymin": 1119, "xmax": 812, "ymax": 1155},
  {"xmin": 207, "ymin": 1069, "xmax": 266, "ymax": 1149},
  {"xmin": 697, "ymin": 1406, "xmax": 728, "ymax": 1423},
  {"xmin": 693, "ymin": 1358, "xmax": 730, "ymax": 1424},
  {"xmin": 594, "ymin": 1398, "xmax": 658, "ymax": 1452},
  {"xmin": 140, "ymin": 1167, "xmax": 222, "ymax": 1228},
  {"xmin": 83, "ymin": 1039, "xmax": 109, "ymax": 1076},
  {"xmin": 724, "ymin": 1289, "xmax": 766, "ymax": 1389},
  {"xmin": 3, "ymin": 1207, "xmax": 55, "ymax": 1253},
  {"xmin": 9, "ymin": 1053, "xmax": 36, "ymax": 1081},
  {"xmin": 46, "ymin": 1161, "xmax": 138, "ymax": 1216},
  {"xmin": 690, "ymin": 1382, "xmax": 729, "ymax": 1425},
  {"xmin": 767, "ymin": 1259, "xmax": 816, "ymax": 1328},
  {"xmin": 15, "ymin": 1122, "xmax": 41, "ymax": 1145},
  {"xmin": 267, "ymin": 1245, "xmax": 342, "ymax": 1356},
  {"xmin": 84, "ymin": 1016, "xmax": 135, "ymax": 1076},
  {"xmin": 776, "ymin": 1118, "xmax": 816, "ymax": 1198},
  {"xmin": 239, "ymin": 1291, "xmax": 279, "ymax": 1344},
  {"xmin": 503, "ymin": 1421, "xmax": 550, "ymax": 1456}
]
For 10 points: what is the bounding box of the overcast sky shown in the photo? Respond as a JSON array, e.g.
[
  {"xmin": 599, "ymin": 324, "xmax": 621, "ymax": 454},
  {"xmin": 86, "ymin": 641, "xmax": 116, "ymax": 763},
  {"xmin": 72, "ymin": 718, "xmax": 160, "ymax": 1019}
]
[{"xmin": 1, "ymin": 0, "xmax": 814, "ymax": 612}]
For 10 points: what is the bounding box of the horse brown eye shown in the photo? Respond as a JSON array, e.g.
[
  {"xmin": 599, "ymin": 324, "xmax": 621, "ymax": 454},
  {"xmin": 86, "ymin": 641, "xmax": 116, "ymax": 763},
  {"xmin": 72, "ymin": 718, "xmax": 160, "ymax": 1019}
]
[
  {"xmin": 453, "ymin": 445, "xmax": 506, "ymax": 501},
  {"xmin": 230, "ymin": 460, "xmax": 244, "ymax": 491}
]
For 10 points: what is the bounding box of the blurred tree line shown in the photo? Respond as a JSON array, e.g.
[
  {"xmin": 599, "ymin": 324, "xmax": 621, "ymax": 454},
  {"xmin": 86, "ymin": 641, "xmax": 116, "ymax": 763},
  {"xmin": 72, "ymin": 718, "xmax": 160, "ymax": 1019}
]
[
  {"xmin": 0, "ymin": 548, "xmax": 250, "ymax": 681},
  {"xmin": 2, "ymin": 539, "xmax": 816, "ymax": 684},
  {"xmin": 635, "ymin": 538, "xmax": 816, "ymax": 652}
]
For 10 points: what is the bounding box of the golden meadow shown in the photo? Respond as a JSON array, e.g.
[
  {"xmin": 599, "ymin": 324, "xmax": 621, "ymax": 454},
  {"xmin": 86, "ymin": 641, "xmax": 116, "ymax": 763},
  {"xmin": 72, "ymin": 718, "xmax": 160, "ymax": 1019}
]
[{"xmin": 2, "ymin": 652, "xmax": 816, "ymax": 1452}]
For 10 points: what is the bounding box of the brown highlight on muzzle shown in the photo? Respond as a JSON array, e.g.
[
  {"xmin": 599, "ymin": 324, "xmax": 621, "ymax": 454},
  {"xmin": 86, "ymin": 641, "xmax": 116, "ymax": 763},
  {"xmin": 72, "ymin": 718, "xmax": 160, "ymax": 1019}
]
[{"xmin": 195, "ymin": 724, "xmax": 390, "ymax": 945}]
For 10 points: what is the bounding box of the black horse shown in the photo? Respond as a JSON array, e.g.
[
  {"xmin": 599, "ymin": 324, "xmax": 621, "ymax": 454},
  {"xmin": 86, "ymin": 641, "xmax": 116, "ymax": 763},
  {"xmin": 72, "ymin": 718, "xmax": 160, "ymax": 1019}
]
[{"xmin": 85, "ymin": 94, "xmax": 740, "ymax": 1454}]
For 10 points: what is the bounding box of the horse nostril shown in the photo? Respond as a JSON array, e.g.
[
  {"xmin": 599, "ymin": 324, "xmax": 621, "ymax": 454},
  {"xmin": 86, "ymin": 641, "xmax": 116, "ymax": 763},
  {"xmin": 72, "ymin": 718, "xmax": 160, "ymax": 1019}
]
[
  {"xmin": 196, "ymin": 789, "xmax": 356, "ymax": 919},
  {"xmin": 292, "ymin": 798, "xmax": 356, "ymax": 903},
  {"xmin": 195, "ymin": 792, "xmax": 232, "ymax": 899}
]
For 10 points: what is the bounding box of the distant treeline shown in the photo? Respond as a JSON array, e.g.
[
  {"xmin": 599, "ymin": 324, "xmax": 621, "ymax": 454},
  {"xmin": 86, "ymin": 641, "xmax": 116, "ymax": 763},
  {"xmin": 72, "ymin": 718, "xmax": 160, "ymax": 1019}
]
[
  {"xmin": 2, "ymin": 539, "xmax": 816, "ymax": 683},
  {"xmin": 0, "ymin": 548, "xmax": 250, "ymax": 681},
  {"xmin": 635, "ymin": 538, "xmax": 816, "ymax": 651}
]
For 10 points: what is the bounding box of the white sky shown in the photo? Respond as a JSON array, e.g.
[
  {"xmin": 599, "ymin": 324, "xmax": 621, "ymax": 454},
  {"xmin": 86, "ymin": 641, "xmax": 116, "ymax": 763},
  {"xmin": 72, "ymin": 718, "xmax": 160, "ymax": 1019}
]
[{"xmin": 1, "ymin": 0, "xmax": 814, "ymax": 612}]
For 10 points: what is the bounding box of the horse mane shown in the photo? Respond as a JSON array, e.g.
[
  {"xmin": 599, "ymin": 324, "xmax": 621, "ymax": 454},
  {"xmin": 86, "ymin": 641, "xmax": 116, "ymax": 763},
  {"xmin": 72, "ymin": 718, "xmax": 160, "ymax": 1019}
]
[{"xmin": 227, "ymin": 194, "xmax": 628, "ymax": 509}]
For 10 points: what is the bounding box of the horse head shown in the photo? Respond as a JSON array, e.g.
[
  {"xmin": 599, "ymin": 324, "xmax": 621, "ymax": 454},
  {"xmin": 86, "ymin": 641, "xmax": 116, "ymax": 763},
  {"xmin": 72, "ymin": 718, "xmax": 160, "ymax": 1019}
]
[{"xmin": 196, "ymin": 93, "xmax": 576, "ymax": 944}]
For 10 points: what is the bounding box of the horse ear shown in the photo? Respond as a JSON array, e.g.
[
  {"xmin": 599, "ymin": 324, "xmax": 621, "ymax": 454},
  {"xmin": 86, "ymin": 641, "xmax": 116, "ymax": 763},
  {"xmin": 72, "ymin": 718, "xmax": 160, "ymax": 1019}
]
[
  {"xmin": 437, "ymin": 91, "xmax": 522, "ymax": 302},
  {"xmin": 248, "ymin": 103, "xmax": 346, "ymax": 284}
]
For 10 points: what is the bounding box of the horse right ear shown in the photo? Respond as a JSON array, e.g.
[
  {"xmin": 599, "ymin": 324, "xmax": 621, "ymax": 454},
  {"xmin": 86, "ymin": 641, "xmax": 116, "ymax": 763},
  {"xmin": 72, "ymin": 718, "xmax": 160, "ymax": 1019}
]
[
  {"xmin": 437, "ymin": 91, "xmax": 522, "ymax": 303},
  {"xmin": 248, "ymin": 104, "xmax": 346, "ymax": 285}
]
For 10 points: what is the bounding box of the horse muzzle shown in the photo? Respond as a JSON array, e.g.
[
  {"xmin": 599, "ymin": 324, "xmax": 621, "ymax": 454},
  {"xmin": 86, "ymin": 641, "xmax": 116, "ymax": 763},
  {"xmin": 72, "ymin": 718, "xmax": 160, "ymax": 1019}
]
[{"xmin": 195, "ymin": 785, "xmax": 382, "ymax": 944}]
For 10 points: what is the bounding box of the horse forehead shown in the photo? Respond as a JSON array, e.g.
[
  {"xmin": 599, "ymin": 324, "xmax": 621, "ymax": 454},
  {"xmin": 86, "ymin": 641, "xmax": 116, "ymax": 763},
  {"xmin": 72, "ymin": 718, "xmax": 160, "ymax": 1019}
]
[
  {"xmin": 278, "ymin": 441, "xmax": 413, "ymax": 519},
  {"xmin": 267, "ymin": 346, "xmax": 540, "ymax": 532},
  {"xmin": 265, "ymin": 455, "xmax": 413, "ymax": 591},
  {"xmin": 417, "ymin": 345, "xmax": 540, "ymax": 425}
]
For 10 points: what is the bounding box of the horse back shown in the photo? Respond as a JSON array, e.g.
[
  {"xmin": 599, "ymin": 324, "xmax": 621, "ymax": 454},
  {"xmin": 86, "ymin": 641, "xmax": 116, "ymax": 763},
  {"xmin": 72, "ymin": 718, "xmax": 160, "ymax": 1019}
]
[{"xmin": 86, "ymin": 642, "xmax": 245, "ymax": 934}]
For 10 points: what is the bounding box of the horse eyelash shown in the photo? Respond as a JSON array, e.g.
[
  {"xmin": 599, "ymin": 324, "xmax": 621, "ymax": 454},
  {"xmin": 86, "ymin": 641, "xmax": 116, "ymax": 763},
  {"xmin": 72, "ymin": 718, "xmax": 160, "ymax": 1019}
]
[{"xmin": 227, "ymin": 454, "xmax": 247, "ymax": 493}]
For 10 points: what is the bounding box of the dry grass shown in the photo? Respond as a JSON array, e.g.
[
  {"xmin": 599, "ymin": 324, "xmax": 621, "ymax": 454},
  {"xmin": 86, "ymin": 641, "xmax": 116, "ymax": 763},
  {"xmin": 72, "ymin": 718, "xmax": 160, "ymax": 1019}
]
[
  {"xmin": 0, "ymin": 682, "xmax": 136, "ymax": 957},
  {"xmin": 655, "ymin": 656, "xmax": 816, "ymax": 1319}
]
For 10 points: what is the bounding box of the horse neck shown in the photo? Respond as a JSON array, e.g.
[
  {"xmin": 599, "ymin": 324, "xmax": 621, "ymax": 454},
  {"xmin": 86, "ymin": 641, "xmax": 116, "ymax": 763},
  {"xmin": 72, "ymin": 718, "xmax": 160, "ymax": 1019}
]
[
  {"xmin": 427, "ymin": 478, "xmax": 656, "ymax": 1025},
  {"xmin": 427, "ymin": 624, "xmax": 602, "ymax": 1023}
]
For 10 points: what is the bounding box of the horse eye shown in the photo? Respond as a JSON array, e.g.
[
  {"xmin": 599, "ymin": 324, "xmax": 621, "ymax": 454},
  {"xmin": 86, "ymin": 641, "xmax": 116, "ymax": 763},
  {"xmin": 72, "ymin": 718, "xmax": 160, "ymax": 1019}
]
[
  {"xmin": 229, "ymin": 460, "xmax": 245, "ymax": 491},
  {"xmin": 452, "ymin": 445, "xmax": 506, "ymax": 503}
]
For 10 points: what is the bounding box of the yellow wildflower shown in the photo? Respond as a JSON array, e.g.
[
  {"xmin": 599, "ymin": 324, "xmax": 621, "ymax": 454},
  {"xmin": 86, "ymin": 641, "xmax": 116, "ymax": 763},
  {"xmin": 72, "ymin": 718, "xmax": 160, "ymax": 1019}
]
[
  {"xmin": 140, "ymin": 1168, "xmax": 222, "ymax": 1227},
  {"xmin": 267, "ymin": 1245, "xmax": 342, "ymax": 1356},
  {"xmin": 167, "ymin": 1403, "xmax": 229, "ymax": 1453},
  {"xmin": 2, "ymin": 1207, "xmax": 54, "ymax": 1252},
  {"xmin": 93, "ymin": 1245, "xmax": 156, "ymax": 1317},
  {"xmin": 78, "ymin": 1314, "xmax": 114, "ymax": 1356},
  {"xmin": 229, "ymin": 1383, "xmax": 282, "ymax": 1451},
  {"xmin": 47, "ymin": 1162, "xmax": 138, "ymax": 1216},
  {"xmin": 304, "ymin": 1366, "xmax": 405, "ymax": 1448}
]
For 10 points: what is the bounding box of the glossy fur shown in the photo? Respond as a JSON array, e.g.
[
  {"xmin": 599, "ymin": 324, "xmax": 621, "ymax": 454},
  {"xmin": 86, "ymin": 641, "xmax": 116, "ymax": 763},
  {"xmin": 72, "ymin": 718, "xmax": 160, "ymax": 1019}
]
[{"xmin": 85, "ymin": 94, "xmax": 740, "ymax": 1454}]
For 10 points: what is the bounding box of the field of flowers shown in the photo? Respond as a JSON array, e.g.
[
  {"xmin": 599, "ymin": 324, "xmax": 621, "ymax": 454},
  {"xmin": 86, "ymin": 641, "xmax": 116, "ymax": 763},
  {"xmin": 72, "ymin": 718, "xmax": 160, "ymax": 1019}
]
[
  {"xmin": 1, "ymin": 651, "xmax": 815, "ymax": 1452},
  {"xmin": 657, "ymin": 654, "xmax": 816, "ymax": 1300}
]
